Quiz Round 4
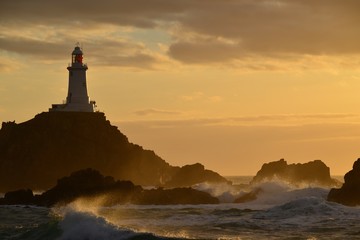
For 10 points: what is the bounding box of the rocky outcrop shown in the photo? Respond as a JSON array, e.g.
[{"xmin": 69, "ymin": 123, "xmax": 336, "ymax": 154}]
[
  {"xmin": 0, "ymin": 112, "xmax": 226, "ymax": 192},
  {"xmin": 37, "ymin": 168, "xmax": 141, "ymax": 206},
  {"xmin": 0, "ymin": 189, "xmax": 35, "ymax": 205},
  {"xmin": 164, "ymin": 163, "xmax": 230, "ymax": 188},
  {"xmin": 0, "ymin": 169, "xmax": 219, "ymax": 206},
  {"xmin": 251, "ymin": 159, "xmax": 338, "ymax": 187},
  {"xmin": 328, "ymin": 159, "xmax": 360, "ymax": 206}
]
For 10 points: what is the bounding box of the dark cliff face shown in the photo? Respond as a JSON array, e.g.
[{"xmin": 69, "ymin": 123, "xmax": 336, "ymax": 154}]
[
  {"xmin": 0, "ymin": 112, "xmax": 227, "ymax": 192},
  {"xmin": 251, "ymin": 159, "xmax": 338, "ymax": 187},
  {"xmin": 328, "ymin": 158, "xmax": 360, "ymax": 206},
  {"xmin": 0, "ymin": 112, "xmax": 173, "ymax": 191}
]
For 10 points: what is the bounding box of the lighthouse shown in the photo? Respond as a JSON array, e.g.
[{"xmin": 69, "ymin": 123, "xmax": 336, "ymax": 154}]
[{"xmin": 50, "ymin": 46, "xmax": 95, "ymax": 112}]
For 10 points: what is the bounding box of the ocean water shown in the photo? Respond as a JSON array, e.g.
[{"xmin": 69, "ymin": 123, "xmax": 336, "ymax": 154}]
[{"xmin": 1, "ymin": 178, "xmax": 360, "ymax": 240}]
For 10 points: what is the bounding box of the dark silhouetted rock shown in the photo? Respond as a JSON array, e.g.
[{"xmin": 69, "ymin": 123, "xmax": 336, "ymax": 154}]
[
  {"xmin": 164, "ymin": 163, "xmax": 229, "ymax": 188},
  {"xmin": 251, "ymin": 159, "xmax": 338, "ymax": 187},
  {"xmin": 328, "ymin": 158, "xmax": 360, "ymax": 206},
  {"xmin": 0, "ymin": 112, "xmax": 226, "ymax": 192},
  {"xmin": 1, "ymin": 189, "xmax": 34, "ymax": 205},
  {"xmin": 37, "ymin": 168, "xmax": 142, "ymax": 206},
  {"xmin": 0, "ymin": 168, "xmax": 219, "ymax": 206}
]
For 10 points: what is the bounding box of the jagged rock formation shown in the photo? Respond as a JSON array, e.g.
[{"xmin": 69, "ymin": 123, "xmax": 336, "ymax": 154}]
[
  {"xmin": 251, "ymin": 159, "xmax": 338, "ymax": 187},
  {"xmin": 0, "ymin": 168, "xmax": 219, "ymax": 206},
  {"xmin": 0, "ymin": 112, "xmax": 227, "ymax": 192},
  {"xmin": 328, "ymin": 158, "xmax": 360, "ymax": 206}
]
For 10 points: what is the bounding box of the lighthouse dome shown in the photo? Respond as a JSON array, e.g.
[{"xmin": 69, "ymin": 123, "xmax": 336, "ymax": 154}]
[{"xmin": 72, "ymin": 46, "xmax": 83, "ymax": 55}]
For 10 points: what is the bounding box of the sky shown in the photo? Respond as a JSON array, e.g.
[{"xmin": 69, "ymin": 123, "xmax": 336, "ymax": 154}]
[{"xmin": 1, "ymin": 0, "xmax": 360, "ymax": 176}]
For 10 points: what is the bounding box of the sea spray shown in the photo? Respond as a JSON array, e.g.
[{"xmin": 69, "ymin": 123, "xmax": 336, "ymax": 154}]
[
  {"xmin": 56, "ymin": 210, "xmax": 140, "ymax": 240},
  {"xmin": 193, "ymin": 179, "xmax": 329, "ymax": 208},
  {"xmin": 53, "ymin": 197, "xmax": 183, "ymax": 240},
  {"xmin": 246, "ymin": 181, "xmax": 329, "ymax": 207},
  {"xmin": 193, "ymin": 182, "xmax": 241, "ymax": 203}
]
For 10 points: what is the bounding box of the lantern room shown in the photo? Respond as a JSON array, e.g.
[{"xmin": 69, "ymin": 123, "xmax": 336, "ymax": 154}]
[{"xmin": 72, "ymin": 46, "xmax": 83, "ymax": 64}]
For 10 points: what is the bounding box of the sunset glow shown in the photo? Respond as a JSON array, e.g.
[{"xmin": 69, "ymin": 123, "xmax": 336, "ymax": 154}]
[{"xmin": 1, "ymin": 0, "xmax": 360, "ymax": 175}]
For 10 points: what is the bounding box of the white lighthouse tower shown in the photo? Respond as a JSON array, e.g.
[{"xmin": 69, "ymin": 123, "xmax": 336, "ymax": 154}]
[{"xmin": 50, "ymin": 46, "xmax": 95, "ymax": 112}]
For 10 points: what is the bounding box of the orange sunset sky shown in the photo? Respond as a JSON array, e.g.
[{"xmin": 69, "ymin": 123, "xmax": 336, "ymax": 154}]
[{"xmin": 1, "ymin": 0, "xmax": 360, "ymax": 176}]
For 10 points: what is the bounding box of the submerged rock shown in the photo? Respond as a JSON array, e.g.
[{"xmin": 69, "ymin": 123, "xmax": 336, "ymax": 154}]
[
  {"xmin": 251, "ymin": 159, "xmax": 338, "ymax": 187},
  {"xmin": 328, "ymin": 158, "xmax": 360, "ymax": 206}
]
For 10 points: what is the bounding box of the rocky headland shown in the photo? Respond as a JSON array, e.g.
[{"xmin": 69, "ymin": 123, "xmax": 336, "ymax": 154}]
[
  {"xmin": 0, "ymin": 168, "xmax": 219, "ymax": 206},
  {"xmin": 0, "ymin": 112, "xmax": 228, "ymax": 192},
  {"xmin": 328, "ymin": 158, "xmax": 360, "ymax": 206}
]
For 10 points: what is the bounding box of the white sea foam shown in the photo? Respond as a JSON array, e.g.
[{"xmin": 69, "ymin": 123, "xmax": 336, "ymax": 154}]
[
  {"xmin": 193, "ymin": 182, "xmax": 241, "ymax": 203},
  {"xmin": 244, "ymin": 181, "xmax": 329, "ymax": 208},
  {"xmin": 252, "ymin": 196, "xmax": 360, "ymax": 233},
  {"xmin": 193, "ymin": 179, "xmax": 333, "ymax": 212},
  {"xmin": 53, "ymin": 198, "xmax": 187, "ymax": 240},
  {"xmin": 52, "ymin": 197, "xmax": 141, "ymax": 240}
]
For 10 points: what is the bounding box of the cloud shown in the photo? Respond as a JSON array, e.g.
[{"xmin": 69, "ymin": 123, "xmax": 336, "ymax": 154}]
[
  {"xmin": 0, "ymin": 0, "xmax": 184, "ymax": 27},
  {"xmin": 175, "ymin": 1, "xmax": 360, "ymax": 54},
  {"xmin": 0, "ymin": 36, "xmax": 162, "ymax": 69},
  {"xmin": 133, "ymin": 108, "xmax": 181, "ymax": 116},
  {"xmin": 168, "ymin": 39, "xmax": 243, "ymax": 64},
  {"xmin": 1, "ymin": 0, "xmax": 360, "ymax": 67},
  {"xmin": 120, "ymin": 113, "xmax": 360, "ymax": 128},
  {"xmin": 169, "ymin": 0, "xmax": 360, "ymax": 64},
  {"xmin": 0, "ymin": 37, "xmax": 68, "ymax": 58},
  {"xmin": 84, "ymin": 40, "xmax": 161, "ymax": 69},
  {"xmin": 230, "ymin": 113, "xmax": 360, "ymax": 122}
]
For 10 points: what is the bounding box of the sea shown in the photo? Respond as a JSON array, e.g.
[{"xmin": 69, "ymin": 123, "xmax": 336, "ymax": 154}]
[{"xmin": 1, "ymin": 176, "xmax": 360, "ymax": 240}]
